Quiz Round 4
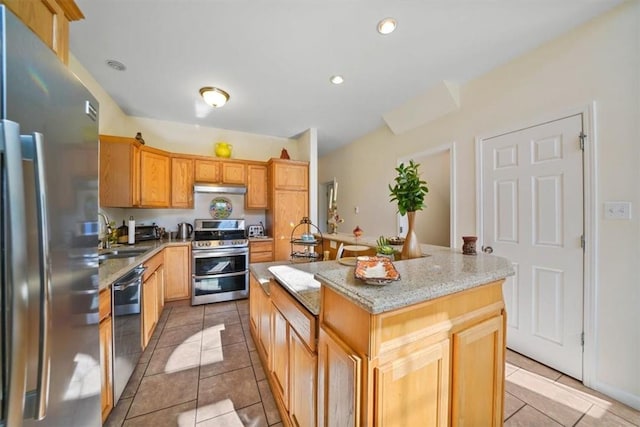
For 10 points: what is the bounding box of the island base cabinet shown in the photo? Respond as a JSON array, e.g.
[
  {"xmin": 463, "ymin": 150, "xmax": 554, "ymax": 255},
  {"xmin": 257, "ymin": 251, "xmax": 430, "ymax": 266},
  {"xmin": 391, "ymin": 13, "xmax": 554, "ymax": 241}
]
[
  {"xmin": 289, "ymin": 330, "xmax": 317, "ymax": 427},
  {"xmin": 317, "ymin": 328, "xmax": 362, "ymax": 427},
  {"xmin": 451, "ymin": 314, "xmax": 505, "ymax": 427},
  {"xmin": 271, "ymin": 305, "xmax": 289, "ymax": 410},
  {"xmin": 373, "ymin": 340, "xmax": 450, "ymax": 427},
  {"xmin": 99, "ymin": 314, "xmax": 113, "ymax": 422}
]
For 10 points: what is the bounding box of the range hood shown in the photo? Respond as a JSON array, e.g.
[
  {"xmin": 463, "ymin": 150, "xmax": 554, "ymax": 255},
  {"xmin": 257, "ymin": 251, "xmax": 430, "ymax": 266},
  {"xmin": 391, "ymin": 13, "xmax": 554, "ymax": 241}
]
[{"xmin": 193, "ymin": 183, "xmax": 247, "ymax": 194}]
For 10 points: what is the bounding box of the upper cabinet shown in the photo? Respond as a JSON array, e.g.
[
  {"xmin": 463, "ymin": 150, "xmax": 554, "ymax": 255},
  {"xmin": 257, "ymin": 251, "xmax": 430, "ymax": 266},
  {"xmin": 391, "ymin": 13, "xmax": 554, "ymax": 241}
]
[
  {"xmin": 139, "ymin": 146, "xmax": 171, "ymax": 208},
  {"xmin": 271, "ymin": 159, "xmax": 308, "ymax": 191},
  {"xmin": 1, "ymin": 0, "xmax": 84, "ymax": 64},
  {"xmin": 171, "ymin": 156, "xmax": 194, "ymax": 208},
  {"xmin": 194, "ymin": 159, "xmax": 219, "ymax": 183},
  {"xmin": 99, "ymin": 135, "xmax": 141, "ymax": 208},
  {"xmin": 99, "ymin": 135, "xmax": 171, "ymax": 208},
  {"xmin": 221, "ymin": 160, "xmax": 246, "ymax": 185},
  {"xmin": 246, "ymin": 162, "xmax": 268, "ymax": 209}
]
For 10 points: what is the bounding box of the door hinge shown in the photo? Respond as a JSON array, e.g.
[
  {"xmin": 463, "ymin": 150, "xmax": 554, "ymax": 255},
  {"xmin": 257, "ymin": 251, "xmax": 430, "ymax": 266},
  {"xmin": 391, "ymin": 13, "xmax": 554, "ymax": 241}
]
[
  {"xmin": 581, "ymin": 332, "xmax": 585, "ymax": 346},
  {"xmin": 579, "ymin": 131, "xmax": 587, "ymax": 150},
  {"xmin": 580, "ymin": 235, "xmax": 585, "ymax": 250}
]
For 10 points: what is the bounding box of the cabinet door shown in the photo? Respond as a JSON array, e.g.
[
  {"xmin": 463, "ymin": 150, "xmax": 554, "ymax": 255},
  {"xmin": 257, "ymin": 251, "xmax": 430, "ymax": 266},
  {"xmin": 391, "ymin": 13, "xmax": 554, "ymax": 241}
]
[
  {"xmin": 273, "ymin": 161, "xmax": 308, "ymax": 191},
  {"xmin": 140, "ymin": 149, "xmax": 171, "ymax": 207},
  {"xmin": 271, "ymin": 305, "xmax": 289, "ymax": 410},
  {"xmin": 171, "ymin": 157, "xmax": 194, "ymax": 208},
  {"xmin": 374, "ymin": 340, "xmax": 450, "ymax": 427},
  {"xmin": 317, "ymin": 328, "xmax": 361, "ymax": 427},
  {"xmin": 258, "ymin": 290, "xmax": 272, "ymax": 363},
  {"xmin": 246, "ymin": 163, "xmax": 268, "ymax": 209},
  {"xmin": 221, "ymin": 161, "xmax": 246, "ymax": 184},
  {"xmin": 249, "ymin": 275, "xmax": 261, "ymax": 334},
  {"xmin": 142, "ymin": 272, "xmax": 158, "ymax": 348},
  {"xmin": 99, "ymin": 136, "xmax": 137, "ymax": 207},
  {"xmin": 272, "ymin": 190, "xmax": 309, "ymax": 261},
  {"xmin": 99, "ymin": 316, "xmax": 113, "ymax": 422},
  {"xmin": 451, "ymin": 315, "xmax": 505, "ymax": 427},
  {"xmin": 156, "ymin": 264, "xmax": 165, "ymax": 316},
  {"xmin": 290, "ymin": 330, "xmax": 317, "ymax": 427},
  {"xmin": 194, "ymin": 159, "xmax": 220, "ymax": 182},
  {"xmin": 164, "ymin": 245, "xmax": 191, "ymax": 301}
]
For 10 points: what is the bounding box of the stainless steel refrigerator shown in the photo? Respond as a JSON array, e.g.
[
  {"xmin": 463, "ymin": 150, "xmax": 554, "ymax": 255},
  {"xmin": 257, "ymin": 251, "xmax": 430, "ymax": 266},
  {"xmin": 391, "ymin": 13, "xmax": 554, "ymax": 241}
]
[{"xmin": 0, "ymin": 6, "xmax": 101, "ymax": 427}]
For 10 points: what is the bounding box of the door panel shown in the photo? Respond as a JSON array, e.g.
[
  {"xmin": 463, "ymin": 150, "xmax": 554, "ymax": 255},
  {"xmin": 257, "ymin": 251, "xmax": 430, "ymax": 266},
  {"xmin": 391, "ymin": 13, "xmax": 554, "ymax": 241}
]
[{"xmin": 482, "ymin": 114, "xmax": 584, "ymax": 379}]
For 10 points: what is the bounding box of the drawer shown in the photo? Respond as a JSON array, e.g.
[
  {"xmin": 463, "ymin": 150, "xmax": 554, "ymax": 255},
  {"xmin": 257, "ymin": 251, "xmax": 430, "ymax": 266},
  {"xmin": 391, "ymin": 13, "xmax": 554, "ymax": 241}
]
[
  {"xmin": 270, "ymin": 280, "xmax": 316, "ymax": 352},
  {"xmin": 250, "ymin": 240, "xmax": 274, "ymax": 252},
  {"xmin": 99, "ymin": 288, "xmax": 111, "ymax": 322},
  {"xmin": 250, "ymin": 251, "xmax": 274, "ymax": 263},
  {"xmin": 143, "ymin": 250, "xmax": 164, "ymax": 281}
]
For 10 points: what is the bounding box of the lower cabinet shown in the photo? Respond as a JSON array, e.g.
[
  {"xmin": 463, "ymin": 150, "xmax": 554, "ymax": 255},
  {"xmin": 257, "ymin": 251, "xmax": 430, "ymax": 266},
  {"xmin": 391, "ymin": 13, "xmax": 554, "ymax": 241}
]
[
  {"xmin": 271, "ymin": 306, "xmax": 289, "ymax": 409},
  {"xmin": 98, "ymin": 289, "xmax": 113, "ymax": 422},
  {"xmin": 290, "ymin": 328, "xmax": 317, "ymax": 427},
  {"xmin": 142, "ymin": 251, "xmax": 165, "ymax": 348},
  {"xmin": 164, "ymin": 244, "xmax": 191, "ymax": 301}
]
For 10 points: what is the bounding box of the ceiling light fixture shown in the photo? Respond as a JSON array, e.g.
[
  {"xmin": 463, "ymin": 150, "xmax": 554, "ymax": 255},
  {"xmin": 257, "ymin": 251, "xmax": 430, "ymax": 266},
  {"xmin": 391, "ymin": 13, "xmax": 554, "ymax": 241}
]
[
  {"xmin": 330, "ymin": 75, "xmax": 344, "ymax": 85},
  {"xmin": 199, "ymin": 87, "xmax": 230, "ymax": 108},
  {"xmin": 377, "ymin": 17, "xmax": 397, "ymax": 35}
]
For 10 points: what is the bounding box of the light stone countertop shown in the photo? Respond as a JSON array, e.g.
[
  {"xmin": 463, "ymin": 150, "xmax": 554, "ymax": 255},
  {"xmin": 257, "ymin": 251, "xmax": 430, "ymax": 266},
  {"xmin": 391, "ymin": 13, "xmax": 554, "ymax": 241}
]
[
  {"xmin": 98, "ymin": 239, "xmax": 192, "ymax": 291},
  {"xmin": 250, "ymin": 244, "xmax": 514, "ymax": 316}
]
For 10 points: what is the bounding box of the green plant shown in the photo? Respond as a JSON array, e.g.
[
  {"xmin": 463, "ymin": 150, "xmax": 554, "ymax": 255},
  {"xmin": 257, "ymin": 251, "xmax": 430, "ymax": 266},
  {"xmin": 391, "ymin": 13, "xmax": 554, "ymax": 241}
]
[
  {"xmin": 388, "ymin": 160, "xmax": 429, "ymax": 215},
  {"xmin": 376, "ymin": 236, "xmax": 395, "ymax": 255}
]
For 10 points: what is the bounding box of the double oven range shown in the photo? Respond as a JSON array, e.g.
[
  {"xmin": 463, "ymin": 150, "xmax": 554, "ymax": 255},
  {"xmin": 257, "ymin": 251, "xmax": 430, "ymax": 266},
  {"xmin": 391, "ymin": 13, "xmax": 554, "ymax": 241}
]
[{"xmin": 191, "ymin": 218, "xmax": 249, "ymax": 305}]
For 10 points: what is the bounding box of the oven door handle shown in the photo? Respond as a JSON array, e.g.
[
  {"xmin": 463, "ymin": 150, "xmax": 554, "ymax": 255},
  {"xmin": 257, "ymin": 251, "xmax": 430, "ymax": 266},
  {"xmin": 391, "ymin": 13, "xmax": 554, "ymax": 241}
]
[
  {"xmin": 193, "ymin": 248, "xmax": 248, "ymax": 258},
  {"xmin": 193, "ymin": 270, "xmax": 248, "ymax": 280}
]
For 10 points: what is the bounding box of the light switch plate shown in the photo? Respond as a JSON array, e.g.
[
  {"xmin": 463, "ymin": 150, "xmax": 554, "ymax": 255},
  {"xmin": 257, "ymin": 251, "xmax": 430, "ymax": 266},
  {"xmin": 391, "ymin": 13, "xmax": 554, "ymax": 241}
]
[{"xmin": 604, "ymin": 201, "xmax": 632, "ymax": 220}]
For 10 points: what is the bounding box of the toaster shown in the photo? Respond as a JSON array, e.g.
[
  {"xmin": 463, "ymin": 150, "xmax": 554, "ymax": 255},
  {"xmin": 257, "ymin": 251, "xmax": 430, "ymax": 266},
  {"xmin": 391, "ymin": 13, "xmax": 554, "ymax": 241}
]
[{"xmin": 247, "ymin": 224, "xmax": 265, "ymax": 237}]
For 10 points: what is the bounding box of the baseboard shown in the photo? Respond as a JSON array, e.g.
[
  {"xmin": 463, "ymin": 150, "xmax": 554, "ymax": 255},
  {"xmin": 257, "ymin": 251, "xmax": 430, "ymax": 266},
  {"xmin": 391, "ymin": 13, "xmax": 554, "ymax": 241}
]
[{"xmin": 592, "ymin": 380, "xmax": 640, "ymax": 411}]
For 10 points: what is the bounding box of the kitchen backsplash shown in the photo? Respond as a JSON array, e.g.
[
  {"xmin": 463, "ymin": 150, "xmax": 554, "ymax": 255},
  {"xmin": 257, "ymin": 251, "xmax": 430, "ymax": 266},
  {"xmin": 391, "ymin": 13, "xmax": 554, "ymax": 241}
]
[{"xmin": 101, "ymin": 193, "xmax": 266, "ymax": 236}]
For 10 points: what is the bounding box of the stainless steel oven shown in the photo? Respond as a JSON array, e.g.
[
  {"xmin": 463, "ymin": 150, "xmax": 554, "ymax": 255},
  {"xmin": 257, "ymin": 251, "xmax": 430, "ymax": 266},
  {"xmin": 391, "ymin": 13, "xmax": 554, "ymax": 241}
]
[{"xmin": 191, "ymin": 219, "xmax": 249, "ymax": 305}]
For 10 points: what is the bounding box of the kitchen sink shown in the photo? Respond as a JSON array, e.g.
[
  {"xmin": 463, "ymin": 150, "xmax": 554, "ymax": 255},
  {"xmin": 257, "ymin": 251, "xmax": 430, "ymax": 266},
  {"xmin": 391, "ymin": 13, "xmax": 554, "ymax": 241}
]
[{"xmin": 98, "ymin": 248, "xmax": 149, "ymax": 262}]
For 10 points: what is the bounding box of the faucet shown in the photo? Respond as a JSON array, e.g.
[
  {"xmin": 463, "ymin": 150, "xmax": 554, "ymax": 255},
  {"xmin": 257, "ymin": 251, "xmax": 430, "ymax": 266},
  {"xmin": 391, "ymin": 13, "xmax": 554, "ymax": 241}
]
[{"xmin": 98, "ymin": 212, "xmax": 112, "ymax": 249}]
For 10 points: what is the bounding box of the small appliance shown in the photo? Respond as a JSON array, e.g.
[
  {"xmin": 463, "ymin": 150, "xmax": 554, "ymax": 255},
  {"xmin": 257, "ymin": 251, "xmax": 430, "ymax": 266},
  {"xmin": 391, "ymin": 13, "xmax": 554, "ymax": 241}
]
[
  {"xmin": 247, "ymin": 223, "xmax": 265, "ymax": 238},
  {"xmin": 134, "ymin": 224, "xmax": 161, "ymax": 242}
]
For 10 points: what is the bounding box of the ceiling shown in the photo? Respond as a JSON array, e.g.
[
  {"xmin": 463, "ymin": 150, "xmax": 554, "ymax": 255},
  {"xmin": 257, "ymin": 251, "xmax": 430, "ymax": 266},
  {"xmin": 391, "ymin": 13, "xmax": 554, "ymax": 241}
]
[{"xmin": 69, "ymin": 1, "xmax": 622, "ymax": 156}]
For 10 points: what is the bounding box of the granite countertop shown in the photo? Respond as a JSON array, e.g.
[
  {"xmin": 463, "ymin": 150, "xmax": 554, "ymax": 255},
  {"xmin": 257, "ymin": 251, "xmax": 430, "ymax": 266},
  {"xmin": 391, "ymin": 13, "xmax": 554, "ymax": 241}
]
[
  {"xmin": 250, "ymin": 244, "xmax": 514, "ymax": 316},
  {"xmin": 98, "ymin": 239, "xmax": 192, "ymax": 291}
]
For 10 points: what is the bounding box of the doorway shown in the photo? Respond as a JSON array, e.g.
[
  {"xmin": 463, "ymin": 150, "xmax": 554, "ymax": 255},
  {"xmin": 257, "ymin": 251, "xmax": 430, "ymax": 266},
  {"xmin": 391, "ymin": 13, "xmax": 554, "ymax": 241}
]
[
  {"xmin": 397, "ymin": 143, "xmax": 456, "ymax": 247},
  {"xmin": 479, "ymin": 114, "xmax": 585, "ymax": 379}
]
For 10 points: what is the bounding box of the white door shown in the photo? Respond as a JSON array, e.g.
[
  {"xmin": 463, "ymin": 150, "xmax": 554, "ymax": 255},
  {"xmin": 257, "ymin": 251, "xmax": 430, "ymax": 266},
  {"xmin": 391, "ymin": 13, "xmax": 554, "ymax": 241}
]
[{"xmin": 481, "ymin": 114, "xmax": 584, "ymax": 379}]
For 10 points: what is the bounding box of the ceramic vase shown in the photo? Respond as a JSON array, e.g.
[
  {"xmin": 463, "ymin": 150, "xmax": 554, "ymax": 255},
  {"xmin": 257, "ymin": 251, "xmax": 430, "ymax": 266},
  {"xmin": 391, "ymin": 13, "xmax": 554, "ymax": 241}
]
[{"xmin": 401, "ymin": 211, "xmax": 422, "ymax": 259}]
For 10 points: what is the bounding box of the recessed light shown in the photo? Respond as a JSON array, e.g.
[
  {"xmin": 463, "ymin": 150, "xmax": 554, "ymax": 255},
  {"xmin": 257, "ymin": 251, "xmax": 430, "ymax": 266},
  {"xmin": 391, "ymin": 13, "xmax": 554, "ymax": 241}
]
[
  {"xmin": 330, "ymin": 75, "xmax": 344, "ymax": 85},
  {"xmin": 377, "ymin": 17, "xmax": 397, "ymax": 35},
  {"xmin": 105, "ymin": 59, "xmax": 126, "ymax": 71}
]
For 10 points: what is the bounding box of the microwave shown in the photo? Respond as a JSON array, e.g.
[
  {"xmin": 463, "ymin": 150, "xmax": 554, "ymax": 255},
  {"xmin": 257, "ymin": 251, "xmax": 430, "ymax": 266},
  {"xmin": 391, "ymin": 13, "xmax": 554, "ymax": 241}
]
[{"xmin": 135, "ymin": 224, "xmax": 161, "ymax": 241}]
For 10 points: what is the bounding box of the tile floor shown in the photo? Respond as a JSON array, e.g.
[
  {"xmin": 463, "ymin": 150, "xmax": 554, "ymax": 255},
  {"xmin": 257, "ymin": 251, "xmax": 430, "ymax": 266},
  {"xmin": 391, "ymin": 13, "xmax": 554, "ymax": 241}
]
[{"xmin": 104, "ymin": 299, "xmax": 640, "ymax": 426}]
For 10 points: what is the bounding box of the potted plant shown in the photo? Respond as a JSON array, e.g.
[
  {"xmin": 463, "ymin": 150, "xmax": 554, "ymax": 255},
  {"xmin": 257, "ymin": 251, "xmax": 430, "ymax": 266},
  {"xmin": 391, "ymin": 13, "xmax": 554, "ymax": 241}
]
[
  {"xmin": 388, "ymin": 160, "xmax": 429, "ymax": 259},
  {"xmin": 376, "ymin": 236, "xmax": 395, "ymax": 260}
]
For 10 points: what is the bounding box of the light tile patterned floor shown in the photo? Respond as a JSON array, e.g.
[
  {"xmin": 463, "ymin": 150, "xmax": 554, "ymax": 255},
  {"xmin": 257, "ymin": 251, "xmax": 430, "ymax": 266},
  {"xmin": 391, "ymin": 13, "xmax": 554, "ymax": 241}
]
[{"xmin": 105, "ymin": 300, "xmax": 640, "ymax": 426}]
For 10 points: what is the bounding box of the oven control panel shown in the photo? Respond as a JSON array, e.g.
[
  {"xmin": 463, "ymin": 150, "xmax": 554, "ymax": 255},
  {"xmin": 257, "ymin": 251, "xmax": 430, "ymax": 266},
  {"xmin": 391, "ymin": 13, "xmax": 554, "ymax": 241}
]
[{"xmin": 192, "ymin": 240, "xmax": 248, "ymax": 249}]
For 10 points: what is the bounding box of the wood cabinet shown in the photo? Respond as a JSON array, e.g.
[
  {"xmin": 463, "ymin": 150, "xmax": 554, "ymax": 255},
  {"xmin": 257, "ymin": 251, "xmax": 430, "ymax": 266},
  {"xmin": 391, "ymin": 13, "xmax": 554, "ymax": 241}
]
[
  {"xmin": 246, "ymin": 163, "xmax": 268, "ymax": 209},
  {"xmin": 99, "ymin": 135, "xmax": 141, "ymax": 207},
  {"xmin": 266, "ymin": 159, "xmax": 309, "ymax": 261},
  {"xmin": 318, "ymin": 280, "xmax": 506, "ymax": 426},
  {"xmin": 99, "ymin": 135, "xmax": 171, "ymax": 208},
  {"xmin": 1, "ymin": 0, "xmax": 83, "ymax": 64},
  {"xmin": 249, "ymin": 274, "xmax": 271, "ymax": 364},
  {"xmin": 249, "ymin": 239, "xmax": 274, "ymax": 263},
  {"xmin": 194, "ymin": 159, "xmax": 219, "ymax": 183},
  {"xmin": 98, "ymin": 288, "xmax": 113, "ymax": 422},
  {"xmin": 171, "ymin": 156, "xmax": 194, "ymax": 208},
  {"xmin": 164, "ymin": 244, "xmax": 191, "ymax": 301},
  {"xmin": 139, "ymin": 146, "xmax": 171, "ymax": 207},
  {"xmin": 142, "ymin": 251, "xmax": 164, "ymax": 348},
  {"xmin": 289, "ymin": 328, "xmax": 317, "ymax": 427},
  {"xmin": 221, "ymin": 161, "xmax": 246, "ymax": 184},
  {"xmin": 271, "ymin": 306, "xmax": 289, "ymax": 410}
]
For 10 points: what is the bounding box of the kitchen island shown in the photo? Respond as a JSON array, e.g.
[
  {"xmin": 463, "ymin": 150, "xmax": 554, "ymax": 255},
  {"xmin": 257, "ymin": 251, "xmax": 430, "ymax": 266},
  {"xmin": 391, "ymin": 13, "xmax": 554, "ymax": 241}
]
[{"xmin": 249, "ymin": 244, "xmax": 514, "ymax": 426}]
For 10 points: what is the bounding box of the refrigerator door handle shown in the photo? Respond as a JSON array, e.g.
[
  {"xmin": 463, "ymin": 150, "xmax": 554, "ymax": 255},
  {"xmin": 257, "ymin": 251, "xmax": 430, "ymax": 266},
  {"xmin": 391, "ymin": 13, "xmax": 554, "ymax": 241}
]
[
  {"xmin": 1, "ymin": 120, "xmax": 29, "ymax": 427},
  {"xmin": 21, "ymin": 132, "xmax": 51, "ymax": 420}
]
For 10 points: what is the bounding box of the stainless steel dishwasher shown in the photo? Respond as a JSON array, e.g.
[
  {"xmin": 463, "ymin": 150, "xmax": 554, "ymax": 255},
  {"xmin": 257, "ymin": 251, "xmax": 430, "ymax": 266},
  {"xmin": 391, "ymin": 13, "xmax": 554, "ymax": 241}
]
[{"xmin": 111, "ymin": 265, "xmax": 146, "ymax": 404}]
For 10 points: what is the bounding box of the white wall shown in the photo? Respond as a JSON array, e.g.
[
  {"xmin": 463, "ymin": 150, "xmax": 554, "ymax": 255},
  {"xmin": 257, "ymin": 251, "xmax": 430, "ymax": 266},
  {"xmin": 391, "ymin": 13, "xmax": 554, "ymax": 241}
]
[
  {"xmin": 415, "ymin": 150, "xmax": 450, "ymax": 247},
  {"xmin": 296, "ymin": 128, "xmax": 319, "ymax": 226},
  {"xmin": 319, "ymin": 1, "xmax": 639, "ymax": 408}
]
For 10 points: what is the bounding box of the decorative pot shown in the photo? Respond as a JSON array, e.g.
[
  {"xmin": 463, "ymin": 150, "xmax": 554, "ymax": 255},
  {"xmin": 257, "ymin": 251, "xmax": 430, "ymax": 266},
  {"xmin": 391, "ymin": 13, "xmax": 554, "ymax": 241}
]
[
  {"xmin": 215, "ymin": 142, "xmax": 232, "ymax": 158},
  {"xmin": 401, "ymin": 211, "xmax": 422, "ymax": 259}
]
